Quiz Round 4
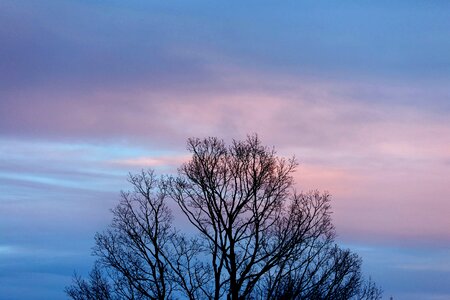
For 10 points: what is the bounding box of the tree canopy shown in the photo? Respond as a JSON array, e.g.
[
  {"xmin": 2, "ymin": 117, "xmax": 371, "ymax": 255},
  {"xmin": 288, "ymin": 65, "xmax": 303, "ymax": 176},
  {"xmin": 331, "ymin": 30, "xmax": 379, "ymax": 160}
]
[{"xmin": 66, "ymin": 135, "xmax": 381, "ymax": 300}]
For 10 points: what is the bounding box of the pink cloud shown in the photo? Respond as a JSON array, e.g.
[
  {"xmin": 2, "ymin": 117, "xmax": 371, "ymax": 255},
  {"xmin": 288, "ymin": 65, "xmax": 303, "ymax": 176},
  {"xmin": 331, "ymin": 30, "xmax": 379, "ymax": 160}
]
[
  {"xmin": 2, "ymin": 68, "xmax": 449, "ymax": 246},
  {"xmin": 111, "ymin": 155, "xmax": 190, "ymax": 172}
]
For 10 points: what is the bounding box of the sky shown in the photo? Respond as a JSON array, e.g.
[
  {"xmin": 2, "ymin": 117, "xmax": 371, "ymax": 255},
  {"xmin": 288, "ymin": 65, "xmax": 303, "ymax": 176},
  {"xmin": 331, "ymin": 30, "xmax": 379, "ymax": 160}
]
[{"xmin": 0, "ymin": 1, "xmax": 449, "ymax": 299}]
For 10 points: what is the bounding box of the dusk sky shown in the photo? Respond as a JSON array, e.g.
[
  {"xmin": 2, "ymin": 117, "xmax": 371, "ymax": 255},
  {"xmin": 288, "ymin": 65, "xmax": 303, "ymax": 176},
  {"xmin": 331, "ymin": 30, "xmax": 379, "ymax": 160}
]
[{"xmin": 1, "ymin": 1, "xmax": 450, "ymax": 299}]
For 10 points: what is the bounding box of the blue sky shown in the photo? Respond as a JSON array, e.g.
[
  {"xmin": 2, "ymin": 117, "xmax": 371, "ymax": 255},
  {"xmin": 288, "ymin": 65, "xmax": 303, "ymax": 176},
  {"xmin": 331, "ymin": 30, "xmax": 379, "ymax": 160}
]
[{"xmin": 1, "ymin": 1, "xmax": 449, "ymax": 299}]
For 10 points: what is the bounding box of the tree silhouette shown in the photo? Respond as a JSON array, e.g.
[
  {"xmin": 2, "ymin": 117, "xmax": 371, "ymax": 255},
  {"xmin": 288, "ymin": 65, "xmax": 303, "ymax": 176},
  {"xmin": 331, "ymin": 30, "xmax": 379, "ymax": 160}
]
[{"xmin": 66, "ymin": 135, "xmax": 381, "ymax": 300}]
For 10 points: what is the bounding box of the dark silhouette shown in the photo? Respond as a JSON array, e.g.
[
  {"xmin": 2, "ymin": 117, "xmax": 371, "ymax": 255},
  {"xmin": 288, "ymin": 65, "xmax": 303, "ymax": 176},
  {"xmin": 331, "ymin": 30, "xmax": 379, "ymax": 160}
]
[{"xmin": 66, "ymin": 135, "xmax": 382, "ymax": 300}]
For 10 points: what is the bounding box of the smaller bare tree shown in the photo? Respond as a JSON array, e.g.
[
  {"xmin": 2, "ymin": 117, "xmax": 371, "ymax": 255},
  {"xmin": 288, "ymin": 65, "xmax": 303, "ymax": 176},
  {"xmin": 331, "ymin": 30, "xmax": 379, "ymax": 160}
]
[
  {"xmin": 92, "ymin": 170, "xmax": 174, "ymax": 299},
  {"xmin": 66, "ymin": 264, "xmax": 113, "ymax": 300}
]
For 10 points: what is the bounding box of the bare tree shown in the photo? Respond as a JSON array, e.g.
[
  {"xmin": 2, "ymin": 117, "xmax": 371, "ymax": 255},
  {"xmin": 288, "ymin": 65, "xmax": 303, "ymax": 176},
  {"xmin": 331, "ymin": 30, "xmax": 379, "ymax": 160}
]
[
  {"xmin": 65, "ymin": 264, "xmax": 113, "ymax": 300},
  {"xmin": 66, "ymin": 135, "xmax": 382, "ymax": 300},
  {"xmin": 92, "ymin": 170, "xmax": 175, "ymax": 300}
]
